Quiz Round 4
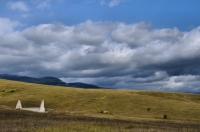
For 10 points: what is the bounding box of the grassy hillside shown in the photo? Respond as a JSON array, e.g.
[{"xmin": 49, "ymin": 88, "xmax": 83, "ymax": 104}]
[{"xmin": 1, "ymin": 78, "xmax": 200, "ymax": 122}]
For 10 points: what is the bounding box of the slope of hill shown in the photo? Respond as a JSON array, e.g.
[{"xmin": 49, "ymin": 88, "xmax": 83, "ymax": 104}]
[
  {"xmin": 0, "ymin": 74, "xmax": 100, "ymax": 89},
  {"xmin": 1, "ymin": 79, "xmax": 200, "ymax": 131},
  {"xmin": 1, "ymin": 79, "xmax": 200, "ymax": 122}
]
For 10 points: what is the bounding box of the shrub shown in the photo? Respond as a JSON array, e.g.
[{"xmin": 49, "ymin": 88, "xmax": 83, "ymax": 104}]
[{"xmin": 9, "ymin": 89, "xmax": 18, "ymax": 93}]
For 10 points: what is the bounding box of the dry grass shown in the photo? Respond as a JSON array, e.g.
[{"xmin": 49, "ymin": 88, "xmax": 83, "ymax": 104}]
[
  {"xmin": 1, "ymin": 110, "xmax": 200, "ymax": 132},
  {"xmin": 1, "ymin": 79, "xmax": 200, "ymax": 131}
]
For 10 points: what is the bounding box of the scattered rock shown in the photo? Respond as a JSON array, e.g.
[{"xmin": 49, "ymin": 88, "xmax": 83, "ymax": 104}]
[
  {"xmin": 100, "ymin": 110, "xmax": 108, "ymax": 114},
  {"xmin": 147, "ymin": 108, "xmax": 150, "ymax": 111},
  {"xmin": 161, "ymin": 114, "xmax": 167, "ymax": 119}
]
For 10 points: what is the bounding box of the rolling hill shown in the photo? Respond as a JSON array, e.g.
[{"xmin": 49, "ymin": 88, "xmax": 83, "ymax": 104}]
[
  {"xmin": 1, "ymin": 79, "xmax": 200, "ymax": 122},
  {"xmin": 1, "ymin": 79, "xmax": 200, "ymax": 131},
  {"xmin": 0, "ymin": 74, "xmax": 100, "ymax": 89}
]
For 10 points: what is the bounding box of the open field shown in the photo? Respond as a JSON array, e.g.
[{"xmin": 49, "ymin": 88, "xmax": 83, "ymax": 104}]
[
  {"xmin": 1, "ymin": 110, "xmax": 200, "ymax": 132},
  {"xmin": 1, "ymin": 79, "xmax": 200, "ymax": 131}
]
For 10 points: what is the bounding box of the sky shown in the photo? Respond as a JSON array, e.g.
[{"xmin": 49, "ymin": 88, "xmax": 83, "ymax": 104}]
[{"xmin": 1, "ymin": 0, "xmax": 200, "ymax": 93}]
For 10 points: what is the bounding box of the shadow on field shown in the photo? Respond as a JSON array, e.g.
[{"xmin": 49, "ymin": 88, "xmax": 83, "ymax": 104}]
[{"xmin": 0, "ymin": 110, "xmax": 200, "ymax": 132}]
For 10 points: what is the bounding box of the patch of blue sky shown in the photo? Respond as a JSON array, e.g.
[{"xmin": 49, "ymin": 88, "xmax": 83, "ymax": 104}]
[{"xmin": 1, "ymin": 0, "xmax": 200, "ymax": 30}]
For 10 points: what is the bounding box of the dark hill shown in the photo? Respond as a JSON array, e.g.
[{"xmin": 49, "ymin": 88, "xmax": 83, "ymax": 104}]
[
  {"xmin": 68, "ymin": 82, "xmax": 100, "ymax": 89},
  {"xmin": 0, "ymin": 74, "xmax": 100, "ymax": 89}
]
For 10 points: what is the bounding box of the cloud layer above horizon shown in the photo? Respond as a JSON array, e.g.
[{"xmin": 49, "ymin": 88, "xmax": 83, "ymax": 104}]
[{"xmin": 1, "ymin": 18, "xmax": 200, "ymax": 93}]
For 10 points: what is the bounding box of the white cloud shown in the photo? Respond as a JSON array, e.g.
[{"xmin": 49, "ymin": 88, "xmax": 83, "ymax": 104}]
[
  {"xmin": 111, "ymin": 22, "xmax": 182, "ymax": 48},
  {"xmin": 1, "ymin": 20, "xmax": 200, "ymax": 92},
  {"xmin": 7, "ymin": 1, "xmax": 29, "ymax": 11},
  {"xmin": 0, "ymin": 18, "xmax": 20, "ymax": 35},
  {"xmin": 37, "ymin": 1, "xmax": 51, "ymax": 9},
  {"xmin": 99, "ymin": 0, "xmax": 128, "ymax": 7},
  {"xmin": 100, "ymin": 0, "xmax": 106, "ymax": 5},
  {"xmin": 109, "ymin": 0, "xmax": 121, "ymax": 7},
  {"xmin": 163, "ymin": 76, "xmax": 184, "ymax": 90}
]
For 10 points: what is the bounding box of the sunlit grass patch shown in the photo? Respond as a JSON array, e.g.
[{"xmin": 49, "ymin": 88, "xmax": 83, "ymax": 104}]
[{"xmin": 1, "ymin": 79, "xmax": 200, "ymax": 131}]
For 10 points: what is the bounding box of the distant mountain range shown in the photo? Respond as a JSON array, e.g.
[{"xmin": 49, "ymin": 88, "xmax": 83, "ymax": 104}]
[{"xmin": 0, "ymin": 74, "xmax": 101, "ymax": 89}]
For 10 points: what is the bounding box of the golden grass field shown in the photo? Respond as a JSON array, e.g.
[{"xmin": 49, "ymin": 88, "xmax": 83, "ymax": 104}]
[{"xmin": 1, "ymin": 79, "xmax": 200, "ymax": 131}]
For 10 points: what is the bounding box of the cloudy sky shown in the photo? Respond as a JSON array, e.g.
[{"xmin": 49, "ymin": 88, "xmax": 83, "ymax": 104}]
[{"xmin": 1, "ymin": 0, "xmax": 200, "ymax": 93}]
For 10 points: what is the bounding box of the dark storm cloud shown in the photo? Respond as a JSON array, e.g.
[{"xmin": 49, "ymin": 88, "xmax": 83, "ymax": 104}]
[
  {"xmin": 1, "ymin": 18, "xmax": 200, "ymax": 92},
  {"xmin": 125, "ymin": 71, "xmax": 169, "ymax": 83}
]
